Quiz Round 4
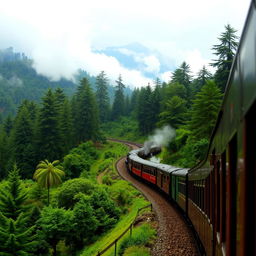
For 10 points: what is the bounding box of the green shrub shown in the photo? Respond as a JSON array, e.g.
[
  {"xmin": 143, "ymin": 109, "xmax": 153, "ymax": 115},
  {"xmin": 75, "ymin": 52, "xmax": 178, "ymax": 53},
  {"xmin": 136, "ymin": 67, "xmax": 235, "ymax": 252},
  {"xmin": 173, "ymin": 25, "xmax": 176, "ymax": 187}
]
[
  {"xmin": 104, "ymin": 151, "xmax": 116, "ymax": 159},
  {"xmin": 57, "ymin": 178, "xmax": 95, "ymax": 209}
]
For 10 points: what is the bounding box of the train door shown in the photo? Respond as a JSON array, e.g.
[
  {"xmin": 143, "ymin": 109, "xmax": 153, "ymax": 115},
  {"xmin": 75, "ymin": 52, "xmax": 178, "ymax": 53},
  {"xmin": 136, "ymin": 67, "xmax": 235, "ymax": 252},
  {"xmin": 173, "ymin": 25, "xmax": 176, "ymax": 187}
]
[
  {"xmin": 226, "ymin": 134, "xmax": 237, "ymax": 256},
  {"xmin": 242, "ymin": 100, "xmax": 256, "ymax": 255}
]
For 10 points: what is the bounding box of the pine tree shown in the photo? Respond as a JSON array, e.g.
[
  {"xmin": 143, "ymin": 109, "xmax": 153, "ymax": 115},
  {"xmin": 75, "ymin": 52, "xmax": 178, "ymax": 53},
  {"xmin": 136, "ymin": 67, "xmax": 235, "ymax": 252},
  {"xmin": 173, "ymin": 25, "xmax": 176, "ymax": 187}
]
[
  {"xmin": 3, "ymin": 115, "xmax": 13, "ymax": 136},
  {"xmin": 211, "ymin": 24, "xmax": 238, "ymax": 91},
  {"xmin": 111, "ymin": 75, "xmax": 125, "ymax": 120},
  {"xmin": 188, "ymin": 80, "xmax": 223, "ymax": 140},
  {"xmin": 37, "ymin": 89, "xmax": 63, "ymax": 161},
  {"xmin": 158, "ymin": 96, "xmax": 187, "ymax": 128},
  {"xmin": 137, "ymin": 85, "xmax": 153, "ymax": 134},
  {"xmin": 73, "ymin": 78, "xmax": 99, "ymax": 143},
  {"xmin": 59, "ymin": 99, "xmax": 73, "ymax": 154},
  {"xmin": 193, "ymin": 66, "xmax": 212, "ymax": 93},
  {"xmin": 0, "ymin": 213, "xmax": 37, "ymax": 255},
  {"xmin": 12, "ymin": 105, "xmax": 35, "ymax": 178},
  {"xmin": 0, "ymin": 128, "xmax": 9, "ymax": 179},
  {"xmin": 0, "ymin": 166, "xmax": 28, "ymax": 220},
  {"xmin": 96, "ymin": 71, "xmax": 110, "ymax": 123}
]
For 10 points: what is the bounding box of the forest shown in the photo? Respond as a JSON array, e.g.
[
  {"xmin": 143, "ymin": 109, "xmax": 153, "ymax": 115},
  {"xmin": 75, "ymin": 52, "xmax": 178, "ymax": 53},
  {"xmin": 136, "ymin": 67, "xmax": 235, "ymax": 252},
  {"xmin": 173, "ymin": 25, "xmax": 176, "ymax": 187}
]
[{"xmin": 0, "ymin": 24, "xmax": 238, "ymax": 255}]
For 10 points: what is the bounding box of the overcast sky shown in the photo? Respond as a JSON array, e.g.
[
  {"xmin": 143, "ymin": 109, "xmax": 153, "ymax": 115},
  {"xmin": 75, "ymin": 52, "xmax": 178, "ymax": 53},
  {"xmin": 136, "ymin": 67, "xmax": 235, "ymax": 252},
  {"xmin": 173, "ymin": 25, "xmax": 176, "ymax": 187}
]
[{"xmin": 0, "ymin": 0, "xmax": 251, "ymax": 87}]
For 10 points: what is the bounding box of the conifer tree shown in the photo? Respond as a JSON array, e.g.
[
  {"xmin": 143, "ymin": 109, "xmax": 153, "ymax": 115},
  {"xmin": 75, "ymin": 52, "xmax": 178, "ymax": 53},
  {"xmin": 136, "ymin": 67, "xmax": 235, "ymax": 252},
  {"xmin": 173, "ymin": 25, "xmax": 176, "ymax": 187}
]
[
  {"xmin": 0, "ymin": 213, "xmax": 37, "ymax": 255},
  {"xmin": 0, "ymin": 128, "xmax": 9, "ymax": 179},
  {"xmin": 171, "ymin": 62, "xmax": 192, "ymax": 102},
  {"xmin": 59, "ymin": 99, "xmax": 73, "ymax": 154},
  {"xmin": 111, "ymin": 75, "xmax": 125, "ymax": 120},
  {"xmin": 73, "ymin": 78, "xmax": 99, "ymax": 143},
  {"xmin": 12, "ymin": 105, "xmax": 35, "ymax": 178},
  {"xmin": 96, "ymin": 71, "xmax": 110, "ymax": 123},
  {"xmin": 188, "ymin": 80, "xmax": 223, "ymax": 140},
  {"xmin": 193, "ymin": 66, "xmax": 212, "ymax": 93},
  {"xmin": 0, "ymin": 166, "xmax": 28, "ymax": 220},
  {"xmin": 37, "ymin": 89, "xmax": 63, "ymax": 161},
  {"xmin": 137, "ymin": 85, "xmax": 153, "ymax": 134},
  {"xmin": 158, "ymin": 96, "xmax": 187, "ymax": 128},
  {"xmin": 211, "ymin": 24, "xmax": 238, "ymax": 91},
  {"xmin": 3, "ymin": 115, "xmax": 13, "ymax": 136}
]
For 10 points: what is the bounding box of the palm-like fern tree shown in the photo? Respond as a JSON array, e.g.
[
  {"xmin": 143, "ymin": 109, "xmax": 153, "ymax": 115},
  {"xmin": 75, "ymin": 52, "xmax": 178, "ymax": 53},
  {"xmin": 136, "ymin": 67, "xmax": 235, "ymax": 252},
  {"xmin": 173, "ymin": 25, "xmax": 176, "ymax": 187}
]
[{"xmin": 33, "ymin": 160, "xmax": 65, "ymax": 205}]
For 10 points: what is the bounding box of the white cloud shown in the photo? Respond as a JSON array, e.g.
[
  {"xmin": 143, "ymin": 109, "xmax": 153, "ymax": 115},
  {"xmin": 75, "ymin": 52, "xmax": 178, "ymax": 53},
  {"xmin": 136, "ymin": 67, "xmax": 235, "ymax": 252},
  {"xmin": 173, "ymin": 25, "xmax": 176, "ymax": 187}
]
[{"xmin": 0, "ymin": 0, "xmax": 251, "ymax": 87}]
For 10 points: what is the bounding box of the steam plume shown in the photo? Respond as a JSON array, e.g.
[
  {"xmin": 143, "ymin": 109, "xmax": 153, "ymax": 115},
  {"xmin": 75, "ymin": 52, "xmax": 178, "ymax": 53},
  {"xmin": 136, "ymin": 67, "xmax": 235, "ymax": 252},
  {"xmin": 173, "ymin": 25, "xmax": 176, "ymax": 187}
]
[{"xmin": 143, "ymin": 125, "xmax": 176, "ymax": 154}]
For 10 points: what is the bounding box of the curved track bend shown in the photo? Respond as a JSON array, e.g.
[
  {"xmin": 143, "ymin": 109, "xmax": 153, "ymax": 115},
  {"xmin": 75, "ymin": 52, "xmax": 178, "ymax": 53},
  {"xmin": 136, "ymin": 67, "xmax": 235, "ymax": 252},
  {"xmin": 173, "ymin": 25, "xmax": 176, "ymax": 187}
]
[{"xmin": 115, "ymin": 141, "xmax": 199, "ymax": 256}]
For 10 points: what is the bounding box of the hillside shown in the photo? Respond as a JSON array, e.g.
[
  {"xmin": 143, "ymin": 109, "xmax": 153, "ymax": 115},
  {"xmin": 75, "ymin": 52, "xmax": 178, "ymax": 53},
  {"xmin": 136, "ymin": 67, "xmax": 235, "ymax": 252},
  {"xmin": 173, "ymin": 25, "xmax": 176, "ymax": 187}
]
[{"xmin": 0, "ymin": 47, "xmax": 132, "ymax": 118}]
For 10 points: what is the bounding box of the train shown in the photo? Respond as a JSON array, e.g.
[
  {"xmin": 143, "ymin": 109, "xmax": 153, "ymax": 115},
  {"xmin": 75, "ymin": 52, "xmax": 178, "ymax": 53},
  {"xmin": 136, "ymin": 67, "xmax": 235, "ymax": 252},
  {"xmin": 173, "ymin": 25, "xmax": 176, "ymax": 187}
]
[{"xmin": 126, "ymin": 1, "xmax": 256, "ymax": 255}]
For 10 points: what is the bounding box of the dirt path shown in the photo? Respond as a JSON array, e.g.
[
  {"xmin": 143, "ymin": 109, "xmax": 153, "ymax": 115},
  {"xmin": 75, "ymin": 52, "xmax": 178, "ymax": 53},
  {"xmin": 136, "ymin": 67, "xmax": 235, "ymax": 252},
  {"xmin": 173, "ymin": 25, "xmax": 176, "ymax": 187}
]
[{"xmin": 115, "ymin": 143, "xmax": 199, "ymax": 256}]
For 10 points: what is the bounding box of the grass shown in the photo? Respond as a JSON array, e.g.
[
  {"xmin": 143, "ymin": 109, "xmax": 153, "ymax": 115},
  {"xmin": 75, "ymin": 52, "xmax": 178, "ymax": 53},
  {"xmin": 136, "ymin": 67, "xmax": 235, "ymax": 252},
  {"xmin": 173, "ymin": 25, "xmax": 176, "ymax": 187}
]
[
  {"xmin": 88, "ymin": 141, "xmax": 129, "ymax": 180},
  {"xmin": 80, "ymin": 197, "xmax": 149, "ymax": 256}
]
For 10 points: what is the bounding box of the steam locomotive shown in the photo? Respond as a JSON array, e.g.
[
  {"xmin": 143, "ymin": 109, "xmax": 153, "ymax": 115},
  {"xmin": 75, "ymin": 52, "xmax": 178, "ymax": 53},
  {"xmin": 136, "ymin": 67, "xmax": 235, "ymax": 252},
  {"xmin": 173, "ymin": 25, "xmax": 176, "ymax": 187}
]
[{"xmin": 126, "ymin": 1, "xmax": 256, "ymax": 255}]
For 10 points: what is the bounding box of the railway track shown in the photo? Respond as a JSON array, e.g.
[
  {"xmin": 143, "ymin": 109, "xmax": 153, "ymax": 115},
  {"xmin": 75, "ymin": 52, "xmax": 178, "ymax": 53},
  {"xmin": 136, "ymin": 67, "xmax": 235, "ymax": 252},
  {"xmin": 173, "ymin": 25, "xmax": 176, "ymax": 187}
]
[{"xmin": 113, "ymin": 139, "xmax": 199, "ymax": 256}]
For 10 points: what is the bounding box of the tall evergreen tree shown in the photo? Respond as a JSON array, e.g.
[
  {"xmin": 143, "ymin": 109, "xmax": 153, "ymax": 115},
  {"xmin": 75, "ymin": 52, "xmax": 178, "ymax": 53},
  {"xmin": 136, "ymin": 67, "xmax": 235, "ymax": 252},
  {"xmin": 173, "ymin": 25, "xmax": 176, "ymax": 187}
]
[
  {"xmin": 3, "ymin": 115, "xmax": 13, "ymax": 136},
  {"xmin": 73, "ymin": 78, "xmax": 99, "ymax": 143},
  {"xmin": 137, "ymin": 85, "xmax": 153, "ymax": 134},
  {"xmin": 37, "ymin": 89, "xmax": 63, "ymax": 161},
  {"xmin": 0, "ymin": 128, "xmax": 9, "ymax": 179},
  {"xmin": 12, "ymin": 105, "xmax": 35, "ymax": 178},
  {"xmin": 188, "ymin": 80, "xmax": 223, "ymax": 140},
  {"xmin": 158, "ymin": 96, "xmax": 187, "ymax": 128},
  {"xmin": 96, "ymin": 71, "xmax": 110, "ymax": 123},
  {"xmin": 171, "ymin": 62, "xmax": 192, "ymax": 102},
  {"xmin": 111, "ymin": 75, "xmax": 125, "ymax": 120},
  {"xmin": 211, "ymin": 24, "xmax": 239, "ymax": 91},
  {"xmin": 0, "ymin": 166, "xmax": 28, "ymax": 220},
  {"xmin": 59, "ymin": 99, "xmax": 73, "ymax": 154},
  {"xmin": 193, "ymin": 66, "xmax": 212, "ymax": 93},
  {"xmin": 0, "ymin": 213, "xmax": 37, "ymax": 255}
]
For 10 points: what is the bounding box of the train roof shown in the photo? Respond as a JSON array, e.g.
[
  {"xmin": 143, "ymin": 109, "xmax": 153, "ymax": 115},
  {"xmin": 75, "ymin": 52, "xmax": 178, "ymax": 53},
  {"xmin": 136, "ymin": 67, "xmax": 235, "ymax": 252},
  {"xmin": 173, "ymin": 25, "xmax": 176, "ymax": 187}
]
[
  {"xmin": 172, "ymin": 168, "xmax": 189, "ymax": 176},
  {"xmin": 129, "ymin": 148, "xmax": 180, "ymax": 174}
]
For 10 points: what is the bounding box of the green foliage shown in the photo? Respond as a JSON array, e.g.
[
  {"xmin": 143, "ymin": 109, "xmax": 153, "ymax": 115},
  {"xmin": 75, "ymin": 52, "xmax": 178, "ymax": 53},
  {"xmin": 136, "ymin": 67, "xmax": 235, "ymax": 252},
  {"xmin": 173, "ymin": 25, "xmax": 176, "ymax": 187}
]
[
  {"xmin": 211, "ymin": 24, "xmax": 239, "ymax": 91},
  {"xmin": 188, "ymin": 80, "xmax": 223, "ymax": 140},
  {"xmin": 112, "ymin": 75, "xmax": 125, "ymax": 120},
  {"xmin": 73, "ymin": 78, "xmax": 99, "ymax": 144},
  {"xmin": 57, "ymin": 178, "xmax": 95, "ymax": 209},
  {"xmin": 0, "ymin": 213, "xmax": 38, "ymax": 256},
  {"xmin": 158, "ymin": 95, "xmax": 187, "ymax": 128},
  {"xmin": 37, "ymin": 89, "xmax": 63, "ymax": 161},
  {"xmin": 89, "ymin": 188, "xmax": 121, "ymax": 233},
  {"xmin": 63, "ymin": 153, "xmax": 91, "ymax": 179},
  {"xmin": 11, "ymin": 104, "xmax": 36, "ymax": 178},
  {"xmin": 118, "ymin": 224, "xmax": 156, "ymax": 256},
  {"xmin": 33, "ymin": 160, "xmax": 65, "ymax": 206},
  {"xmin": 96, "ymin": 71, "xmax": 110, "ymax": 122},
  {"xmin": 0, "ymin": 166, "xmax": 28, "ymax": 220},
  {"xmin": 38, "ymin": 206, "xmax": 72, "ymax": 256}
]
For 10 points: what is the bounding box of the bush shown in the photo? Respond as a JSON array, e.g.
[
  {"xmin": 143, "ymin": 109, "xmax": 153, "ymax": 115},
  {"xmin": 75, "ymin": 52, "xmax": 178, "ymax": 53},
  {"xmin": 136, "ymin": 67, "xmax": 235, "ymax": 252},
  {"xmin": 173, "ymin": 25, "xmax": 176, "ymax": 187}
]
[
  {"xmin": 104, "ymin": 151, "xmax": 116, "ymax": 159},
  {"xmin": 63, "ymin": 153, "xmax": 91, "ymax": 179},
  {"xmin": 57, "ymin": 178, "xmax": 95, "ymax": 209}
]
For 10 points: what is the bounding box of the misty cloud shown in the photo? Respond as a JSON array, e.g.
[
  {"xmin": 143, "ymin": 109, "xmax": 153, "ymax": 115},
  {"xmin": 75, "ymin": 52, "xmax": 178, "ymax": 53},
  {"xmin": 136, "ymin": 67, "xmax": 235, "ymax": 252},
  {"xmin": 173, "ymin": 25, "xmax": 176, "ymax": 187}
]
[{"xmin": 0, "ymin": 0, "xmax": 250, "ymax": 86}]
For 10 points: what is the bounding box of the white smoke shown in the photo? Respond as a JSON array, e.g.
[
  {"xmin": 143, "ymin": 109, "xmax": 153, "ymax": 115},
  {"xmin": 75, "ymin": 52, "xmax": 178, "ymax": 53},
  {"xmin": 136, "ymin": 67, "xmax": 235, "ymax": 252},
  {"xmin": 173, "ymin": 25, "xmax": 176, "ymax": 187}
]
[{"xmin": 143, "ymin": 125, "xmax": 176, "ymax": 154}]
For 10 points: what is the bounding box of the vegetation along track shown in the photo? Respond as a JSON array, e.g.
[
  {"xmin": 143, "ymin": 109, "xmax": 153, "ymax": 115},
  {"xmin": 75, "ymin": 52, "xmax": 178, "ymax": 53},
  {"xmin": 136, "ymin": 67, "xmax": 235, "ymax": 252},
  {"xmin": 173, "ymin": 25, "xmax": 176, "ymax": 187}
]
[{"xmin": 112, "ymin": 139, "xmax": 199, "ymax": 256}]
